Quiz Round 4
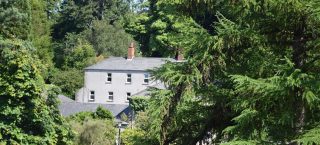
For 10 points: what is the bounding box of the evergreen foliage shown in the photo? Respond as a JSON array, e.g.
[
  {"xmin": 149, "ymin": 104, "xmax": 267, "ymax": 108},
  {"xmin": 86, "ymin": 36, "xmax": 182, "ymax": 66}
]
[
  {"xmin": 0, "ymin": 0, "xmax": 57, "ymax": 80},
  {"xmin": 49, "ymin": 68, "xmax": 84, "ymax": 99},
  {"xmin": 30, "ymin": 0, "xmax": 55, "ymax": 78},
  {"xmin": 0, "ymin": 0, "xmax": 31, "ymax": 40},
  {"xmin": 2, "ymin": 0, "xmax": 320, "ymax": 144},
  {"xmin": 296, "ymin": 124, "xmax": 320, "ymax": 144},
  {"xmin": 62, "ymin": 38, "xmax": 95, "ymax": 69},
  {"xmin": 53, "ymin": 0, "xmax": 130, "ymax": 40},
  {"xmin": 129, "ymin": 96, "xmax": 149, "ymax": 112},
  {"xmin": 82, "ymin": 20, "xmax": 134, "ymax": 56},
  {"xmin": 122, "ymin": 111, "xmax": 159, "ymax": 145},
  {"xmin": 136, "ymin": 0, "xmax": 320, "ymax": 144}
]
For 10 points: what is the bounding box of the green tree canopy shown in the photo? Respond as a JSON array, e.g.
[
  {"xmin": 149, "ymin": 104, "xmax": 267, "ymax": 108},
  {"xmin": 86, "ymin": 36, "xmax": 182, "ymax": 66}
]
[
  {"xmin": 1, "ymin": 0, "xmax": 58, "ymax": 80},
  {"xmin": 77, "ymin": 119, "xmax": 115, "ymax": 145},
  {"xmin": 63, "ymin": 38, "xmax": 95, "ymax": 69},
  {"xmin": 83, "ymin": 20, "xmax": 134, "ymax": 56},
  {"xmin": 49, "ymin": 68, "xmax": 84, "ymax": 99},
  {"xmin": 0, "ymin": 39, "xmax": 74, "ymax": 144},
  {"xmin": 138, "ymin": 0, "xmax": 320, "ymax": 144},
  {"xmin": 67, "ymin": 108, "xmax": 115, "ymax": 145},
  {"xmin": 30, "ymin": 0, "xmax": 55, "ymax": 78},
  {"xmin": 0, "ymin": 0, "xmax": 31, "ymax": 40},
  {"xmin": 53, "ymin": 0, "xmax": 130, "ymax": 40}
]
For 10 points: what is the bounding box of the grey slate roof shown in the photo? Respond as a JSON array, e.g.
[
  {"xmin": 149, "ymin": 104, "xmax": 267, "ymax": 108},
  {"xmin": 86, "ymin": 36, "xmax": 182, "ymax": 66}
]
[
  {"xmin": 131, "ymin": 89, "xmax": 149, "ymax": 97},
  {"xmin": 58, "ymin": 95, "xmax": 131, "ymax": 118},
  {"xmin": 58, "ymin": 95, "xmax": 75, "ymax": 103},
  {"xmin": 58, "ymin": 102, "xmax": 130, "ymax": 118},
  {"xmin": 131, "ymin": 83, "xmax": 166, "ymax": 97},
  {"xmin": 85, "ymin": 57, "xmax": 175, "ymax": 71}
]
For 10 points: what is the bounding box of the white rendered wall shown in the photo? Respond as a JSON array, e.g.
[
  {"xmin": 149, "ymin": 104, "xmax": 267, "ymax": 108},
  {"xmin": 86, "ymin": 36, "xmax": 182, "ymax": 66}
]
[{"xmin": 77, "ymin": 70, "xmax": 156, "ymax": 104}]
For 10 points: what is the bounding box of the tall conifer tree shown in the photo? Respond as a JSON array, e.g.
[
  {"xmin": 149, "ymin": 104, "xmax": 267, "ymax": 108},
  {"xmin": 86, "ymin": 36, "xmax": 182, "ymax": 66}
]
[{"xmin": 141, "ymin": 0, "xmax": 320, "ymax": 144}]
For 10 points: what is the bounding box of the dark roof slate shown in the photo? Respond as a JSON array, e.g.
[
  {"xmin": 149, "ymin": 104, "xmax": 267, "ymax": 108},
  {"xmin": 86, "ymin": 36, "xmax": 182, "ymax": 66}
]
[
  {"xmin": 58, "ymin": 94, "xmax": 131, "ymax": 118},
  {"xmin": 58, "ymin": 95, "xmax": 75, "ymax": 103},
  {"xmin": 58, "ymin": 102, "xmax": 130, "ymax": 118},
  {"xmin": 131, "ymin": 83, "xmax": 166, "ymax": 97},
  {"xmin": 85, "ymin": 57, "xmax": 175, "ymax": 71}
]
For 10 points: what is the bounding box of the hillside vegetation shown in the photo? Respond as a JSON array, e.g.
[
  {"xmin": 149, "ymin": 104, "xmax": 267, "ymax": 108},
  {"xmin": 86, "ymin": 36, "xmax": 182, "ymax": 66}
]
[{"xmin": 1, "ymin": 0, "xmax": 320, "ymax": 145}]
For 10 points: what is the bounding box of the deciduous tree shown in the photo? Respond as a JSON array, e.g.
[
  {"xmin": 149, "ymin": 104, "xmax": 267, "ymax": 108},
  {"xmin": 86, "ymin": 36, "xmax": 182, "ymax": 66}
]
[{"xmin": 0, "ymin": 39, "xmax": 74, "ymax": 144}]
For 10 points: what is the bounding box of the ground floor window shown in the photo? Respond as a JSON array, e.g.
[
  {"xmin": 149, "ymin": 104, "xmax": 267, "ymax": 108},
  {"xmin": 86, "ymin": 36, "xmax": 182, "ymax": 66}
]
[
  {"xmin": 89, "ymin": 91, "xmax": 95, "ymax": 102},
  {"xmin": 108, "ymin": 92, "xmax": 114, "ymax": 101},
  {"xmin": 126, "ymin": 92, "xmax": 131, "ymax": 101}
]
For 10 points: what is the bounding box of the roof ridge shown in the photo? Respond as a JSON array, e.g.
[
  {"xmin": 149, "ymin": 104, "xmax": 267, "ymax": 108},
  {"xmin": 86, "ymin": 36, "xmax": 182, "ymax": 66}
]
[{"xmin": 85, "ymin": 56, "xmax": 175, "ymax": 71}]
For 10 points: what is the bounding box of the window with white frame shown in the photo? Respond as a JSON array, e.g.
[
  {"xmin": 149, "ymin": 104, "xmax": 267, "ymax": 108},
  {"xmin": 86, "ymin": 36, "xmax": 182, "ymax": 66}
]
[
  {"xmin": 106, "ymin": 73, "xmax": 112, "ymax": 83},
  {"xmin": 89, "ymin": 91, "xmax": 95, "ymax": 101},
  {"xmin": 143, "ymin": 73, "xmax": 149, "ymax": 84},
  {"xmin": 126, "ymin": 92, "xmax": 131, "ymax": 101},
  {"xmin": 108, "ymin": 92, "xmax": 113, "ymax": 101},
  {"xmin": 126, "ymin": 74, "xmax": 132, "ymax": 83}
]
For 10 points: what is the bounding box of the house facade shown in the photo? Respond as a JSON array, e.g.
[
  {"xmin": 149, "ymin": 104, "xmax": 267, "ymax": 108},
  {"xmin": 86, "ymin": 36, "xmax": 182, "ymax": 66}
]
[{"xmin": 76, "ymin": 43, "xmax": 176, "ymax": 104}]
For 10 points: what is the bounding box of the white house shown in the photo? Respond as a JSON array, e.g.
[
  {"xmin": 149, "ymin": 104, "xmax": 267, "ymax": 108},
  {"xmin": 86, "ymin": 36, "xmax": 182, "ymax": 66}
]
[{"xmin": 75, "ymin": 43, "xmax": 179, "ymax": 104}]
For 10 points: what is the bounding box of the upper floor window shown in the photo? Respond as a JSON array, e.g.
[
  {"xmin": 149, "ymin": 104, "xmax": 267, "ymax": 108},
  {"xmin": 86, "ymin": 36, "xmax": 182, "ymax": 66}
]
[
  {"xmin": 89, "ymin": 91, "xmax": 95, "ymax": 102},
  {"xmin": 126, "ymin": 74, "xmax": 132, "ymax": 83},
  {"xmin": 108, "ymin": 92, "xmax": 114, "ymax": 101},
  {"xmin": 106, "ymin": 73, "xmax": 112, "ymax": 83},
  {"xmin": 144, "ymin": 73, "xmax": 149, "ymax": 84},
  {"xmin": 126, "ymin": 92, "xmax": 131, "ymax": 101}
]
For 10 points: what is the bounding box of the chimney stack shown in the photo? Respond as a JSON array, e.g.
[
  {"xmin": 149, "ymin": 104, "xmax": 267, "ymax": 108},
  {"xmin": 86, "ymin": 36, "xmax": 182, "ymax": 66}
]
[
  {"xmin": 127, "ymin": 42, "xmax": 135, "ymax": 60},
  {"xmin": 175, "ymin": 48, "xmax": 184, "ymax": 61}
]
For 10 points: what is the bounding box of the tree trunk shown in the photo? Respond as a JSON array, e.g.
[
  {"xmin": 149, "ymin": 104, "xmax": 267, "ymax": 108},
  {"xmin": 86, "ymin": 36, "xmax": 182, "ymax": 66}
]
[
  {"xmin": 292, "ymin": 16, "xmax": 307, "ymax": 134},
  {"xmin": 161, "ymin": 84, "xmax": 185, "ymax": 145},
  {"xmin": 98, "ymin": 0, "xmax": 105, "ymax": 20}
]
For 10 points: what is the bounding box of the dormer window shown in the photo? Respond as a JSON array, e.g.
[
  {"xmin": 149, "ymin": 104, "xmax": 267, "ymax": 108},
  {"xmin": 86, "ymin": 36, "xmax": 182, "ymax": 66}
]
[
  {"xmin": 106, "ymin": 73, "xmax": 112, "ymax": 83},
  {"xmin": 126, "ymin": 74, "xmax": 132, "ymax": 83},
  {"xmin": 144, "ymin": 73, "xmax": 149, "ymax": 84}
]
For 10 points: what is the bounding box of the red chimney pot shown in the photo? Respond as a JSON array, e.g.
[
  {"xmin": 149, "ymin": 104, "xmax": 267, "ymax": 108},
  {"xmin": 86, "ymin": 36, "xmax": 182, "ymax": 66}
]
[
  {"xmin": 175, "ymin": 48, "xmax": 184, "ymax": 61},
  {"xmin": 127, "ymin": 42, "xmax": 135, "ymax": 60}
]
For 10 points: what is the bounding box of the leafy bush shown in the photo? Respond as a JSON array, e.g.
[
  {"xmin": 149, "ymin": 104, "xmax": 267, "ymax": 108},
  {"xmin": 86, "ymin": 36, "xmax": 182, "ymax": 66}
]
[
  {"xmin": 76, "ymin": 120, "xmax": 116, "ymax": 145},
  {"xmin": 121, "ymin": 129, "xmax": 158, "ymax": 145},
  {"xmin": 68, "ymin": 111, "xmax": 94, "ymax": 122},
  {"xmin": 94, "ymin": 106, "xmax": 114, "ymax": 120},
  {"xmin": 67, "ymin": 107, "xmax": 116, "ymax": 144},
  {"xmin": 68, "ymin": 106, "xmax": 114, "ymax": 122}
]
